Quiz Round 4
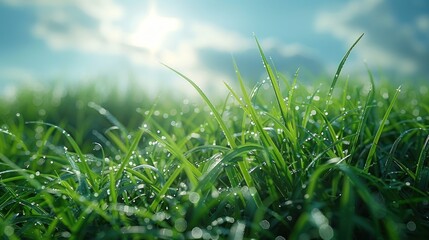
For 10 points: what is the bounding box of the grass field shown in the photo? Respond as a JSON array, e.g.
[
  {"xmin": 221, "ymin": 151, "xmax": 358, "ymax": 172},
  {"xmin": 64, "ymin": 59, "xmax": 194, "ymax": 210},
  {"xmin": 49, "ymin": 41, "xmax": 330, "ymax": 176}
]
[{"xmin": 1, "ymin": 36, "xmax": 429, "ymax": 239}]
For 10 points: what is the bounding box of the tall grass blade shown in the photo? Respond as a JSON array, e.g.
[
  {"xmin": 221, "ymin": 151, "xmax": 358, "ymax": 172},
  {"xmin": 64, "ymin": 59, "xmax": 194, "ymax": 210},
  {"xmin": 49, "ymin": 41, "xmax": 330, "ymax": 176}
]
[
  {"xmin": 163, "ymin": 64, "xmax": 236, "ymax": 148},
  {"xmin": 350, "ymin": 64, "xmax": 376, "ymax": 164},
  {"xmin": 165, "ymin": 63, "xmax": 264, "ymax": 206},
  {"xmin": 364, "ymin": 86, "xmax": 401, "ymax": 172},
  {"xmin": 327, "ymin": 33, "xmax": 364, "ymax": 105},
  {"xmin": 415, "ymin": 134, "xmax": 429, "ymax": 186},
  {"xmin": 254, "ymin": 37, "xmax": 291, "ymax": 134},
  {"xmin": 229, "ymin": 60, "xmax": 293, "ymax": 190}
]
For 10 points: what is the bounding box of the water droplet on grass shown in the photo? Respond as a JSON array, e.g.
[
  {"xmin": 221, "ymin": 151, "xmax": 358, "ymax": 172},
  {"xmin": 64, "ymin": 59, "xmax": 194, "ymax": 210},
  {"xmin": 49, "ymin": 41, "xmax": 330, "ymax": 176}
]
[
  {"xmin": 259, "ymin": 219, "xmax": 270, "ymax": 229},
  {"xmin": 189, "ymin": 192, "xmax": 200, "ymax": 204},
  {"xmin": 382, "ymin": 92, "xmax": 389, "ymax": 99},
  {"xmin": 191, "ymin": 227, "xmax": 203, "ymax": 239},
  {"xmin": 407, "ymin": 221, "xmax": 416, "ymax": 231},
  {"xmin": 174, "ymin": 218, "xmax": 187, "ymax": 232}
]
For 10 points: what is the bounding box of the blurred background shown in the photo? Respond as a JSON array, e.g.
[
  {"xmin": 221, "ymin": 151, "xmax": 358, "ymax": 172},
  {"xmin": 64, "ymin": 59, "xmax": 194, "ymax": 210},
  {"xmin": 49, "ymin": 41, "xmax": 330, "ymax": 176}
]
[{"xmin": 0, "ymin": 0, "xmax": 428, "ymax": 98}]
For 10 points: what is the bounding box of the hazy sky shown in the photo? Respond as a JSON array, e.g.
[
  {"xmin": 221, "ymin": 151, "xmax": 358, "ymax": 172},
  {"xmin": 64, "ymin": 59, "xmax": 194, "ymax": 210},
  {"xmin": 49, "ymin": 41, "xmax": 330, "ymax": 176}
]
[{"xmin": 0, "ymin": 0, "xmax": 428, "ymax": 95}]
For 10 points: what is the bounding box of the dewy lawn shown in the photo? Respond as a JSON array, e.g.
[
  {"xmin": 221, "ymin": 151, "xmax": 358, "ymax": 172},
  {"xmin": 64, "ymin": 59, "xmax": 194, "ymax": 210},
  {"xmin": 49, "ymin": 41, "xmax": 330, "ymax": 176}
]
[{"xmin": 1, "ymin": 35, "xmax": 429, "ymax": 239}]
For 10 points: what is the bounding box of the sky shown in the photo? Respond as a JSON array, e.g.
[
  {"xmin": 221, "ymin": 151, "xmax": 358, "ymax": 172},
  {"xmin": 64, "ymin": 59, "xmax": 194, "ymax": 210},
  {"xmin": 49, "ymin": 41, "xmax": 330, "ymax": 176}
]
[{"xmin": 0, "ymin": 0, "xmax": 428, "ymax": 97}]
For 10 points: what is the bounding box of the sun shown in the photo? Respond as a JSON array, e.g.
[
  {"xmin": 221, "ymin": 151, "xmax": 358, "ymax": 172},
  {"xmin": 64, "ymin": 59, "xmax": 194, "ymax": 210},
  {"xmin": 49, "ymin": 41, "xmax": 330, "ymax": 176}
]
[{"xmin": 129, "ymin": 6, "xmax": 182, "ymax": 54}]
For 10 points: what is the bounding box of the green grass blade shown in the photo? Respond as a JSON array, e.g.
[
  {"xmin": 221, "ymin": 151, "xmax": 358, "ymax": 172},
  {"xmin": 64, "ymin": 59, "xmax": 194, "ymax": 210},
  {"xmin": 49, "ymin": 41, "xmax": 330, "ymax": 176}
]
[
  {"xmin": 114, "ymin": 128, "xmax": 145, "ymax": 181},
  {"xmin": 26, "ymin": 122, "xmax": 97, "ymax": 191},
  {"xmin": 327, "ymin": 33, "xmax": 364, "ymax": 105},
  {"xmin": 163, "ymin": 64, "xmax": 237, "ymax": 148},
  {"xmin": 338, "ymin": 177, "xmax": 354, "ymax": 240},
  {"xmin": 108, "ymin": 159, "xmax": 118, "ymax": 218},
  {"xmin": 350, "ymin": 65, "xmax": 376, "ymax": 164},
  {"xmin": 149, "ymin": 166, "xmax": 183, "ymax": 212},
  {"xmin": 229, "ymin": 60, "xmax": 293, "ymax": 189},
  {"xmin": 88, "ymin": 102, "xmax": 128, "ymax": 136},
  {"xmin": 364, "ymin": 86, "xmax": 401, "ymax": 172},
  {"xmin": 144, "ymin": 126, "xmax": 201, "ymax": 187},
  {"xmin": 0, "ymin": 154, "xmax": 42, "ymax": 189},
  {"xmin": 196, "ymin": 144, "xmax": 263, "ymax": 190},
  {"xmin": 254, "ymin": 37, "xmax": 291, "ymax": 135},
  {"xmin": 114, "ymin": 103, "xmax": 157, "ymax": 182},
  {"xmin": 415, "ymin": 134, "xmax": 429, "ymax": 185}
]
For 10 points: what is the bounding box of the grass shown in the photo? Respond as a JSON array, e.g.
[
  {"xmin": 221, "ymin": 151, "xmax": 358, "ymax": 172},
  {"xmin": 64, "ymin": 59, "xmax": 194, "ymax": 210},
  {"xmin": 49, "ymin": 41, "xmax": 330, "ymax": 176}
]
[{"xmin": 1, "ymin": 35, "xmax": 429, "ymax": 239}]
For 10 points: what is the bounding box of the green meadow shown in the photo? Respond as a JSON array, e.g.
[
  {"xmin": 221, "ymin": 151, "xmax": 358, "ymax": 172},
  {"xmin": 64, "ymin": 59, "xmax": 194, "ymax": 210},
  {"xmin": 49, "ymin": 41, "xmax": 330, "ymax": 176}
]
[{"xmin": 1, "ymin": 36, "xmax": 429, "ymax": 239}]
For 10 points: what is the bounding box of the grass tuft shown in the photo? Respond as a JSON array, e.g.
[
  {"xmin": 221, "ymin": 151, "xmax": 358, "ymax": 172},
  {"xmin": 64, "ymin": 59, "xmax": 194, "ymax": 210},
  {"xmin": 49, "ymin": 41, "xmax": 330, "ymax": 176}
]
[{"xmin": 1, "ymin": 35, "xmax": 428, "ymax": 239}]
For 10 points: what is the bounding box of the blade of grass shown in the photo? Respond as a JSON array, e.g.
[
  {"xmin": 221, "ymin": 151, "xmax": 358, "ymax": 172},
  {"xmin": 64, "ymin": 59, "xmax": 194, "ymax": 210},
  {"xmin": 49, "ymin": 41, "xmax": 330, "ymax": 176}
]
[
  {"xmin": 255, "ymin": 37, "xmax": 299, "ymax": 150},
  {"xmin": 326, "ymin": 33, "xmax": 364, "ymax": 108},
  {"xmin": 415, "ymin": 134, "xmax": 429, "ymax": 186},
  {"xmin": 350, "ymin": 65, "xmax": 376, "ymax": 165},
  {"xmin": 338, "ymin": 177, "xmax": 354, "ymax": 240},
  {"xmin": 364, "ymin": 86, "xmax": 401, "ymax": 172},
  {"xmin": 163, "ymin": 64, "xmax": 236, "ymax": 148},
  {"xmin": 114, "ymin": 103, "xmax": 157, "ymax": 183},
  {"xmin": 149, "ymin": 166, "xmax": 182, "ymax": 212},
  {"xmin": 25, "ymin": 122, "xmax": 97, "ymax": 191},
  {"xmin": 143, "ymin": 126, "xmax": 201, "ymax": 187},
  {"xmin": 195, "ymin": 144, "xmax": 263, "ymax": 191},
  {"xmin": 255, "ymin": 37, "xmax": 289, "ymax": 129},
  {"xmin": 165, "ymin": 64, "xmax": 263, "ymax": 207},
  {"xmin": 88, "ymin": 102, "xmax": 128, "ymax": 136},
  {"xmin": 227, "ymin": 60, "xmax": 293, "ymax": 190}
]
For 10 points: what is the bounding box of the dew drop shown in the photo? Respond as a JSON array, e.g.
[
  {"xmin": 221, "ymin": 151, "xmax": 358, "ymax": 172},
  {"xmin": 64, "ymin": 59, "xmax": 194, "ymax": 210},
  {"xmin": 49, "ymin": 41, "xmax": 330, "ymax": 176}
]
[
  {"xmin": 407, "ymin": 221, "xmax": 416, "ymax": 231},
  {"xmin": 259, "ymin": 220, "xmax": 270, "ymax": 229},
  {"xmin": 191, "ymin": 227, "xmax": 203, "ymax": 239}
]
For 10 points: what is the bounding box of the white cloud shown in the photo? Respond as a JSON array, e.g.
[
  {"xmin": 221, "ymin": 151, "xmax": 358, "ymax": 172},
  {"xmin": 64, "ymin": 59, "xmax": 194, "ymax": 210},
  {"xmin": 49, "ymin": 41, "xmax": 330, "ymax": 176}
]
[
  {"xmin": 26, "ymin": 2, "xmax": 256, "ymax": 95},
  {"xmin": 75, "ymin": 0, "xmax": 123, "ymax": 22},
  {"xmin": 315, "ymin": 0, "xmax": 429, "ymax": 77},
  {"xmin": 29, "ymin": 0, "xmax": 125, "ymax": 53},
  {"xmin": 0, "ymin": 67, "xmax": 42, "ymax": 100},
  {"xmin": 416, "ymin": 15, "xmax": 429, "ymax": 32},
  {"xmin": 2, "ymin": 0, "xmax": 319, "ymax": 96},
  {"xmin": 260, "ymin": 38, "xmax": 314, "ymax": 58},
  {"xmin": 0, "ymin": 67, "xmax": 37, "ymax": 84},
  {"xmin": 315, "ymin": 0, "xmax": 382, "ymax": 43},
  {"xmin": 189, "ymin": 23, "xmax": 253, "ymax": 52}
]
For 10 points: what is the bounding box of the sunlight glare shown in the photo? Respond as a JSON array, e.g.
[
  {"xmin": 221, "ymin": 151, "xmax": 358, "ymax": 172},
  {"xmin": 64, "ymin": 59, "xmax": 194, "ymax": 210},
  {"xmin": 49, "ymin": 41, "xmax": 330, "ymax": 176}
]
[{"xmin": 129, "ymin": 7, "xmax": 182, "ymax": 54}]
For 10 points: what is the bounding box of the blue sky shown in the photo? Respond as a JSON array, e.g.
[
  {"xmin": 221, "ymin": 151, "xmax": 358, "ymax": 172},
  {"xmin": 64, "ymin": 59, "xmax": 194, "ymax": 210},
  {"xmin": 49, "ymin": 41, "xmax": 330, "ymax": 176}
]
[{"xmin": 0, "ymin": 0, "xmax": 428, "ymax": 96}]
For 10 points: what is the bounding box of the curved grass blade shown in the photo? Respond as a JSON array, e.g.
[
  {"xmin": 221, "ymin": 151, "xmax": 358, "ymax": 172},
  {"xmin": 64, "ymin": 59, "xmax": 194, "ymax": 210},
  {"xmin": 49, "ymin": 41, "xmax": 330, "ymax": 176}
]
[
  {"xmin": 385, "ymin": 128, "xmax": 427, "ymax": 177},
  {"xmin": 88, "ymin": 102, "xmax": 128, "ymax": 136},
  {"xmin": 0, "ymin": 154, "xmax": 42, "ymax": 190},
  {"xmin": 143, "ymin": 126, "xmax": 201, "ymax": 187},
  {"xmin": 26, "ymin": 122, "xmax": 97, "ymax": 191},
  {"xmin": 327, "ymin": 33, "xmax": 364, "ymax": 107},
  {"xmin": 196, "ymin": 144, "xmax": 263, "ymax": 191},
  {"xmin": 163, "ymin": 64, "xmax": 236, "ymax": 148},
  {"xmin": 165, "ymin": 63, "xmax": 264, "ymax": 207}
]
